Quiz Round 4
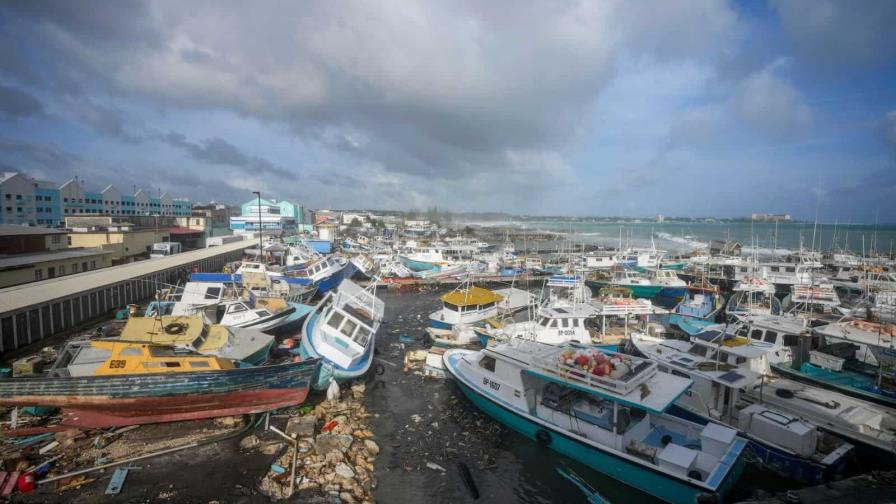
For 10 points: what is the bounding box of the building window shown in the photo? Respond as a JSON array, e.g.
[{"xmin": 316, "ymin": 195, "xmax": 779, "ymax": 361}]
[
  {"xmin": 59, "ymin": 265, "xmax": 65, "ymax": 275},
  {"xmin": 72, "ymin": 263, "xmax": 79, "ymax": 273},
  {"xmin": 82, "ymin": 262, "xmax": 88, "ymax": 271},
  {"xmin": 34, "ymin": 269, "xmax": 43, "ymax": 281},
  {"xmin": 51, "ymin": 235, "xmax": 61, "ymax": 244},
  {"xmin": 90, "ymin": 260, "xmax": 96, "ymax": 269},
  {"xmin": 15, "ymin": 194, "xmax": 21, "ymax": 200},
  {"xmin": 48, "ymin": 266, "xmax": 56, "ymax": 278}
]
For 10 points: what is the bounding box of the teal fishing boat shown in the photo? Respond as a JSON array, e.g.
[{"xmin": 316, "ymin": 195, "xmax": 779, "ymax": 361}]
[
  {"xmin": 586, "ymin": 270, "xmax": 664, "ymax": 299},
  {"xmin": 444, "ymin": 340, "xmax": 747, "ymax": 503}
]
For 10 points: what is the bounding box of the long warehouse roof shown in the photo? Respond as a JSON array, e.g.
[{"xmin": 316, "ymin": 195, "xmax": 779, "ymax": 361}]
[{"xmin": 0, "ymin": 240, "xmax": 249, "ymax": 314}]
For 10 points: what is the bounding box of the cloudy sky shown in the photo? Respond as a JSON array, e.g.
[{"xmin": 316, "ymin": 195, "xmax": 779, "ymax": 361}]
[{"xmin": 1, "ymin": 1, "xmax": 894, "ymax": 222}]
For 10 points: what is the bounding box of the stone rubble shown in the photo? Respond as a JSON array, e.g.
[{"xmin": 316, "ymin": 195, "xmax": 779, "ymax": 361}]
[{"xmin": 256, "ymin": 382, "xmax": 378, "ymax": 503}]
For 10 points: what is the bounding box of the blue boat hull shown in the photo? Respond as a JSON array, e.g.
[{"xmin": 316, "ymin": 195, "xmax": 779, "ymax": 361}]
[
  {"xmin": 445, "ymin": 354, "xmax": 745, "ymax": 504},
  {"xmin": 296, "ymin": 309, "xmax": 374, "ymax": 390},
  {"xmin": 429, "ymin": 318, "xmax": 453, "ymax": 330},
  {"xmin": 398, "ymin": 255, "xmax": 441, "ymax": 272}
]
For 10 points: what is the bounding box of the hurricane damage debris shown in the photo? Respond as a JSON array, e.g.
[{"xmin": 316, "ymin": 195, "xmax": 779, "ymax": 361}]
[{"xmin": 251, "ymin": 382, "xmax": 378, "ymax": 503}]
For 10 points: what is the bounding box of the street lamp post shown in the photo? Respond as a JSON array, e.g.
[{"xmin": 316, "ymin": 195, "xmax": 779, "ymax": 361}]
[{"xmin": 252, "ymin": 191, "xmax": 263, "ymax": 261}]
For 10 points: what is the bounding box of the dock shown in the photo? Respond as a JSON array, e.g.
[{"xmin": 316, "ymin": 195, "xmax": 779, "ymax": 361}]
[{"xmin": 0, "ymin": 241, "xmax": 249, "ymax": 353}]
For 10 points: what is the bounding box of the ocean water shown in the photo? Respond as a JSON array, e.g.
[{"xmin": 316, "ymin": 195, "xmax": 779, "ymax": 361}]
[{"xmin": 505, "ymin": 221, "xmax": 896, "ymax": 254}]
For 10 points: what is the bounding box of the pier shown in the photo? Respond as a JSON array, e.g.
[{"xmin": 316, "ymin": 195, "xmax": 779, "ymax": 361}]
[{"xmin": 0, "ymin": 240, "xmax": 250, "ymax": 354}]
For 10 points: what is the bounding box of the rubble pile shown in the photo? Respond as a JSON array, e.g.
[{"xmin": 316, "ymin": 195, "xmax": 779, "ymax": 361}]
[{"xmin": 254, "ymin": 382, "xmax": 378, "ymax": 503}]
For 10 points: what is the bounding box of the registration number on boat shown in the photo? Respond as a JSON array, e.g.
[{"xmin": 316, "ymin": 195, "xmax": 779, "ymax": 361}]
[
  {"xmin": 558, "ymin": 330, "xmax": 576, "ymax": 336},
  {"xmin": 482, "ymin": 378, "xmax": 501, "ymax": 391}
]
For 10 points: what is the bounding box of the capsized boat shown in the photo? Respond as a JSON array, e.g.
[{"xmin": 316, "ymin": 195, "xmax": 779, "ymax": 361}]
[
  {"xmin": 630, "ymin": 332, "xmax": 853, "ymax": 483},
  {"xmin": 296, "ymin": 279, "xmax": 385, "ymax": 389},
  {"xmin": 0, "ymin": 340, "xmax": 319, "ymax": 428},
  {"xmin": 444, "ymin": 340, "xmax": 747, "ymax": 503},
  {"xmin": 284, "ymin": 256, "xmax": 358, "ymax": 296},
  {"xmin": 168, "ymin": 281, "xmax": 305, "ymax": 333},
  {"xmin": 117, "ymin": 315, "xmax": 274, "ymax": 366}
]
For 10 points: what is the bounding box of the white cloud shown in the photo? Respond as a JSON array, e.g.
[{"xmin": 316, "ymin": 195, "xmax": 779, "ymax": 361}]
[{"xmin": 736, "ymin": 63, "xmax": 812, "ymax": 141}]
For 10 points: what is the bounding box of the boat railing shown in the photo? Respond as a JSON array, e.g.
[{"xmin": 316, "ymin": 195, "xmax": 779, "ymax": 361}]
[{"xmin": 530, "ymin": 346, "xmax": 657, "ymax": 396}]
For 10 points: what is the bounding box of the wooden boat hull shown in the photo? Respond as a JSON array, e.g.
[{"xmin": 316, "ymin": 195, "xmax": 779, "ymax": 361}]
[{"xmin": 0, "ymin": 360, "xmax": 320, "ymax": 428}]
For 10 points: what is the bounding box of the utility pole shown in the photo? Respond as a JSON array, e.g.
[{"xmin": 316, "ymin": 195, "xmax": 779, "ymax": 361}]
[{"xmin": 253, "ymin": 191, "xmax": 263, "ymax": 261}]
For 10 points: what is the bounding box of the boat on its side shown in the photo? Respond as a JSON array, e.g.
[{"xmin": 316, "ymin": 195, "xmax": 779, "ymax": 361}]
[
  {"xmin": 118, "ymin": 315, "xmax": 274, "ymax": 365},
  {"xmin": 296, "ymin": 279, "xmax": 385, "ymax": 389},
  {"xmin": 0, "ymin": 340, "xmax": 319, "ymax": 428},
  {"xmin": 444, "ymin": 340, "xmax": 747, "ymax": 503}
]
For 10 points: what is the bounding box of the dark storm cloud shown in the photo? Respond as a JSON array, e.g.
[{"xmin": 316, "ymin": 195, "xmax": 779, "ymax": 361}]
[
  {"xmin": 158, "ymin": 132, "xmax": 293, "ymax": 179},
  {"xmin": 770, "ymin": 0, "xmax": 896, "ymax": 69},
  {"xmin": 0, "ymin": 138, "xmax": 80, "ymax": 171},
  {"xmin": 0, "ymin": 83, "xmax": 43, "ymax": 118},
  {"xmin": 68, "ymin": 99, "xmax": 138, "ymax": 142}
]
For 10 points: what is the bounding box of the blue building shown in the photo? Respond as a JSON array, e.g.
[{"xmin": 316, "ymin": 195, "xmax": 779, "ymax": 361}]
[
  {"xmin": 0, "ymin": 171, "xmax": 192, "ymax": 226},
  {"xmin": 230, "ymin": 198, "xmax": 304, "ymax": 235}
]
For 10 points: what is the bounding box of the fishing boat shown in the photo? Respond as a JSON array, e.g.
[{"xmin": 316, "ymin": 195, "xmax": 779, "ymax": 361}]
[
  {"xmin": 644, "ymin": 269, "xmax": 689, "ymax": 303},
  {"xmin": 0, "ymin": 340, "xmax": 319, "ymax": 428},
  {"xmin": 630, "ymin": 332, "xmax": 853, "ymax": 483},
  {"xmin": 444, "ymin": 340, "xmax": 747, "ymax": 503},
  {"xmin": 664, "ymin": 286, "xmax": 723, "ymax": 337},
  {"xmin": 681, "ymin": 323, "xmax": 896, "ymax": 456},
  {"xmin": 619, "ymin": 247, "xmax": 667, "ymax": 270},
  {"xmin": 428, "ymin": 286, "xmax": 504, "ymax": 330},
  {"xmin": 581, "ymin": 251, "xmax": 619, "ymax": 270},
  {"xmin": 771, "ymin": 319, "xmax": 896, "ymax": 407},
  {"xmin": 285, "ymin": 256, "xmax": 358, "ymax": 296},
  {"xmin": 168, "ymin": 282, "xmax": 304, "ymax": 333},
  {"xmin": 725, "ymin": 277, "xmax": 782, "ymax": 318},
  {"xmin": 425, "ymin": 324, "xmax": 481, "ymax": 348},
  {"xmin": 350, "ymin": 254, "xmax": 378, "ymax": 280},
  {"xmin": 296, "ymin": 279, "xmax": 385, "ymax": 390},
  {"xmin": 783, "ymin": 282, "xmax": 841, "ymax": 316},
  {"xmin": 586, "ymin": 270, "xmax": 664, "ymax": 300},
  {"xmin": 118, "ymin": 315, "xmax": 274, "ymax": 366},
  {"xmin": 478, "ymin": 303, "xmax": 600, "ymax": 346}
]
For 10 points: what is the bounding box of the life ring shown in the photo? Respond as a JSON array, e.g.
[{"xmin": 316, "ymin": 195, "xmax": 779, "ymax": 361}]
[
  {"xmin": 535, "ymin": 429, "xmax": 552, "ymax": 445},
  {"xmin": 164, "ymin": 322, "xmax": 188, "ymax": 335}
]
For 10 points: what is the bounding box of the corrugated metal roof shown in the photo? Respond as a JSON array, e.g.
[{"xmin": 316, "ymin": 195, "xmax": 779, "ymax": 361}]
[
  {"xmin": 0, "ymin": 248, "xmax": 112, "ymax": 270},
  {"xmin": 0, "ymin": 240, "xmax": 249, "ymax": 314}
]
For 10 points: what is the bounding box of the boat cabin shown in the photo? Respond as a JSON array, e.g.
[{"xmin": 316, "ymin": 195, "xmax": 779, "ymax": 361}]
[
  {"xmin": 315, "ymin": 280, "xmax": 385, "ymax": 370},
  {"xmin": 430, "ymin": 286, "xmax": 504, "ymax": 328},
  {"xmin": 49, "ymin": 340, "xmax": 233, "ymax": 377}
]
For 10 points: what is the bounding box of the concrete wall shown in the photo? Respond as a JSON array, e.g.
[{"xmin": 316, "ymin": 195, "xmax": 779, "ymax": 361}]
[{"xmin": 68, "ymin": 230, "xmax": 171, "ymax": 262}]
